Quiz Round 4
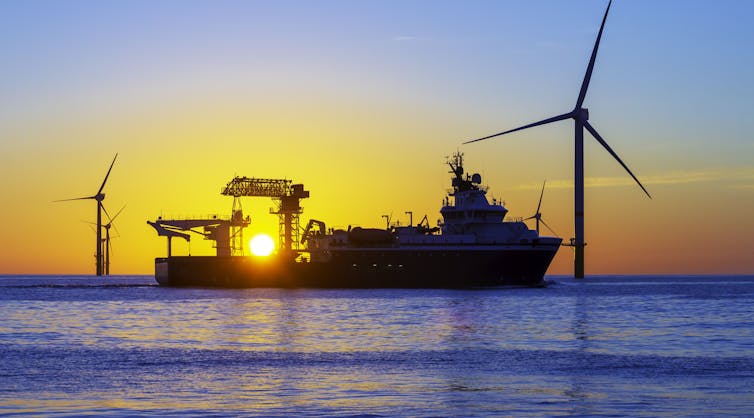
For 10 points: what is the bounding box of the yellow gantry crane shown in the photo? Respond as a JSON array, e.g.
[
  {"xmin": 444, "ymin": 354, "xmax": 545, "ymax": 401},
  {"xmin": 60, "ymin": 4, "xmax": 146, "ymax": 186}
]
[{"xmin": 221, "ymin": 177, "xmax": 309, "ymax": 253}]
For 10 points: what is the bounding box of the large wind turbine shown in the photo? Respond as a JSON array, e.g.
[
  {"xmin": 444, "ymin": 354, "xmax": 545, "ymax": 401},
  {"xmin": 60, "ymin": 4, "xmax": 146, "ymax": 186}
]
[
  {"xmin": 464, "ymin": 0, "xmax": 650, "ymax": 278},
  {"xmin": 56, "ymin": 154, "xmax": 118, "ymax": 276}
]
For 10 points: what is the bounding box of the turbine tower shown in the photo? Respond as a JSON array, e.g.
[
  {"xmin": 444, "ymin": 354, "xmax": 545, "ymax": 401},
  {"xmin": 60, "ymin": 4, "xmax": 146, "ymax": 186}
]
[
  {"xmin": 56, "ymin": 154, "xmax": 118, "ymax": 276},
  {"xmin": 465, "ymin": 0, "xmax": 650, "ymax": 278}
]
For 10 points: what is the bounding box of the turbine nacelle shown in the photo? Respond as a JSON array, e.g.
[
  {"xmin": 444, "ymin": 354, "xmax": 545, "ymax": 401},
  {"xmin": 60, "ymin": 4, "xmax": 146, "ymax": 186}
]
[{"xmin": 574, "ymin": 108, "xmax": 589, "ymax": 122}]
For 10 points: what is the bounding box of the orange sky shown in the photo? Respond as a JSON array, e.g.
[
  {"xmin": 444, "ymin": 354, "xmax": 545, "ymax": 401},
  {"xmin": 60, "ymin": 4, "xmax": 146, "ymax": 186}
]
[{"xmin": 1, "ymin": 1, "xmax": 753, "ymax": 275}]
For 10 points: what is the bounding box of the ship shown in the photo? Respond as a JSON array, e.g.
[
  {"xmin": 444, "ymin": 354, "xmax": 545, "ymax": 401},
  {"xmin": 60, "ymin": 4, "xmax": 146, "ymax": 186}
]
[{"xmin": 149, "ymin": 152, "xmax": 561, "ymax": 288}]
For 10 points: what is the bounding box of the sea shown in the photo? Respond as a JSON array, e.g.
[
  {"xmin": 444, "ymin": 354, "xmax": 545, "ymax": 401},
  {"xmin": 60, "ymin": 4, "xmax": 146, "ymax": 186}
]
[{"xmin": 1, "ymin": 275, "xmax": 753, "ymax": 417}]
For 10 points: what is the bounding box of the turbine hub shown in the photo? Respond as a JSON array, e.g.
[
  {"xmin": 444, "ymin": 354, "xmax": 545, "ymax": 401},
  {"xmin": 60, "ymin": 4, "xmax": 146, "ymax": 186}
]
[{"xmin": 575, "ymin": 107, "xmax": 589, "ymax": 121}]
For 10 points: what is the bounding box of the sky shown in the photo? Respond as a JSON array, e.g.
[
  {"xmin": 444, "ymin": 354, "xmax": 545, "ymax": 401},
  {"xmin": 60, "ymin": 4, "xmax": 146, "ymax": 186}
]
[{"xmin": 1, "ymin": 0, "xmax": 753, "ymax": 275}]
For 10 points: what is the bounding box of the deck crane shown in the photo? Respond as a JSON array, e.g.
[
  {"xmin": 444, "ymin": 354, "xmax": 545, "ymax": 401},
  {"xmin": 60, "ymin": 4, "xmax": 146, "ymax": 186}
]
[{"xmin": 147, "ymin": 214, "xmax": 250, "ymax": 257}]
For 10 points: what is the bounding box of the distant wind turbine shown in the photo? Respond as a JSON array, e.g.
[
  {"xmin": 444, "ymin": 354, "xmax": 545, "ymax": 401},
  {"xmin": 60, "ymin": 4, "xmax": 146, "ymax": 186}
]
[
  {"xmin": 103, "ymin": 204, "xmax": 125, "ymax": 276},
  {"xmin": 55, "ymin": 154, "xmax": 118, "ymax": 276},
  {"xmin": 464, "ymin": 0, "xmax": 650, "ymax": 278},
  {"xmin": 524, "ymin": 181, "xmax": 558, "ymax": 236}
]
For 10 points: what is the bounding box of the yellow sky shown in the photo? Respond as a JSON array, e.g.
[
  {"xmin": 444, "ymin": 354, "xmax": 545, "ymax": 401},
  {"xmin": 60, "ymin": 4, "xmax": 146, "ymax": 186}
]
[
  {"xmin": 1, "ymin": 1, "xmax": 753, "ymax": 275},
  {"xmin": 2, "ymin": 101, "xmax": 752, "ymax": 275}
]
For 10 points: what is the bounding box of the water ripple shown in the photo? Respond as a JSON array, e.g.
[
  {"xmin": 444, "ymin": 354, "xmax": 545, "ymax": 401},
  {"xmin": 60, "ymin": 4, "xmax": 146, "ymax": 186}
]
[{"xmin": 0, "ymin": 275, "xmax": 753, "ymax": 416}]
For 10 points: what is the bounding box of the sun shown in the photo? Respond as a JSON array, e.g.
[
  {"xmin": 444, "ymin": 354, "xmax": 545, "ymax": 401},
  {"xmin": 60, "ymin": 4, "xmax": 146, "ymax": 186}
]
[{"xmin": 250, "ymin": 234, "xmax": 275, "ymax": 256}]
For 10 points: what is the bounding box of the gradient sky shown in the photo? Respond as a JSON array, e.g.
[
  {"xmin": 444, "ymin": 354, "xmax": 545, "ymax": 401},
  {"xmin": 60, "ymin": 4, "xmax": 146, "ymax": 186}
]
[{"xmin": 1, "ymin": 0, "xmax": 753, "ymax": 275}]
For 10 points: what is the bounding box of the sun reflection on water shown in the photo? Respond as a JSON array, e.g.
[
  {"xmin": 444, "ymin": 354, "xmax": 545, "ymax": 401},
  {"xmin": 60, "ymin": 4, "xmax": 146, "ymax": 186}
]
[{"xmin": 2, "ymin": 276, "xmax": 754, "ymax": 416}]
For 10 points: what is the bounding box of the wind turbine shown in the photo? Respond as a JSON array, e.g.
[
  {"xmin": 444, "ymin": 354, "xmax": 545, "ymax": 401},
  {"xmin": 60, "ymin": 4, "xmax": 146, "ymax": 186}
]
[
  {"xmin": 464, "ymin": 0, "xmax": 650, "ymax": 278},
  {"xmin": 56, "ymin": 154, "xmax": 118, "ymax": 276},
  {"xmin": 102, "ymin": 204, "xmax": 125, "ymax": 276},
  {"xmin": 525, "ymin": 181, "xmax": 558, "ymax": 237}
]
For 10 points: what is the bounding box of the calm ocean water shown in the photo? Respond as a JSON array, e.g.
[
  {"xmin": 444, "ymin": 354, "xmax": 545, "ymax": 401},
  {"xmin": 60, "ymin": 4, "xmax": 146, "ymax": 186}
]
[{"xmin": 1, "ymin": 275, "xmax": 753, "ymax": 417}]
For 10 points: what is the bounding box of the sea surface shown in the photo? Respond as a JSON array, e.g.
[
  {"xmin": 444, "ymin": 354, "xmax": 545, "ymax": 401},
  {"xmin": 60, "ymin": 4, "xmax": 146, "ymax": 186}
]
[{"xmin": 1, "ymin": 275, "xmax": 753, "ymax": 417}]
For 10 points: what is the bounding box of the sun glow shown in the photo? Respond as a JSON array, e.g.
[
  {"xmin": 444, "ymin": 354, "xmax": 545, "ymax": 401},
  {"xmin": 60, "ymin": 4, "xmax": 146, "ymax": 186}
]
[{"xmin": 250, "ymin": 234, "xmax": 275, "ymax": 256}]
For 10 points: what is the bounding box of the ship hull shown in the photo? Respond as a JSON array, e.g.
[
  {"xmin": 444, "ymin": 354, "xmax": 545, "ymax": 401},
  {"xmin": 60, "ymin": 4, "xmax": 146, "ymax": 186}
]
[{"xmin": 154, "ymin": 245, "xmax": 559, "ymax": 288}]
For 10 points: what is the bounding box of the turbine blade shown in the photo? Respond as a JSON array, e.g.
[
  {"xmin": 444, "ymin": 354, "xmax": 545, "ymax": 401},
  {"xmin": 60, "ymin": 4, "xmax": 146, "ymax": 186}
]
[
  {"xmin": 110, "ymin": 205, "xmax": 125, "ymax": 236},
  {"xmin": 540, "ymin": 219, "xmax": 559, "ymax": 237},
  {"xmin": 110, "ymin": 204, "xmax": 126, "ymax": 222},
  {"xmin": 584, "ymin": 121, "xmax": 652, "ymax": 199},
  {"xmin": 464, "ymin": 112, "xmax": 572, "ymax": 144},
  {"xmin": 524, "ymin": 215, "xmax": 537, "ymax": 221},
  {"xmin": 101, "ymin": 202, "xmax": 113, "ymax": 223},
  {"xmin": 97, "ymin": 153, "xmax": 118, "ymax": 196},
  {"xmin": 576, "ymin": 0, "xmax": 612, "ymax": 109},
  {"xmin": 53, "ymin": 195, "xmax": 96, "ymax": 202},
  {"xmin": 536, "ymin": 180, "xmax": 546, "ymax": 213}
]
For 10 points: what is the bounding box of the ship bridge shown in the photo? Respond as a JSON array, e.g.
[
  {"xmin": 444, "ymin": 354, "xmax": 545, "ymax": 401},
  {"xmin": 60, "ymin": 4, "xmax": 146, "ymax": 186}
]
[{"xmin": 440, "ymin": 152, "xmax": 511, "ymax": 236}]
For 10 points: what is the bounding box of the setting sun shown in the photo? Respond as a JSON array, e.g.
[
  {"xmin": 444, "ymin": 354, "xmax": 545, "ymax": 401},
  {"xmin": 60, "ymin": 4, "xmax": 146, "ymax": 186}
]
[{"xmin": 250, "ymin": 234, "xmax": 275, "ymax": 256}]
